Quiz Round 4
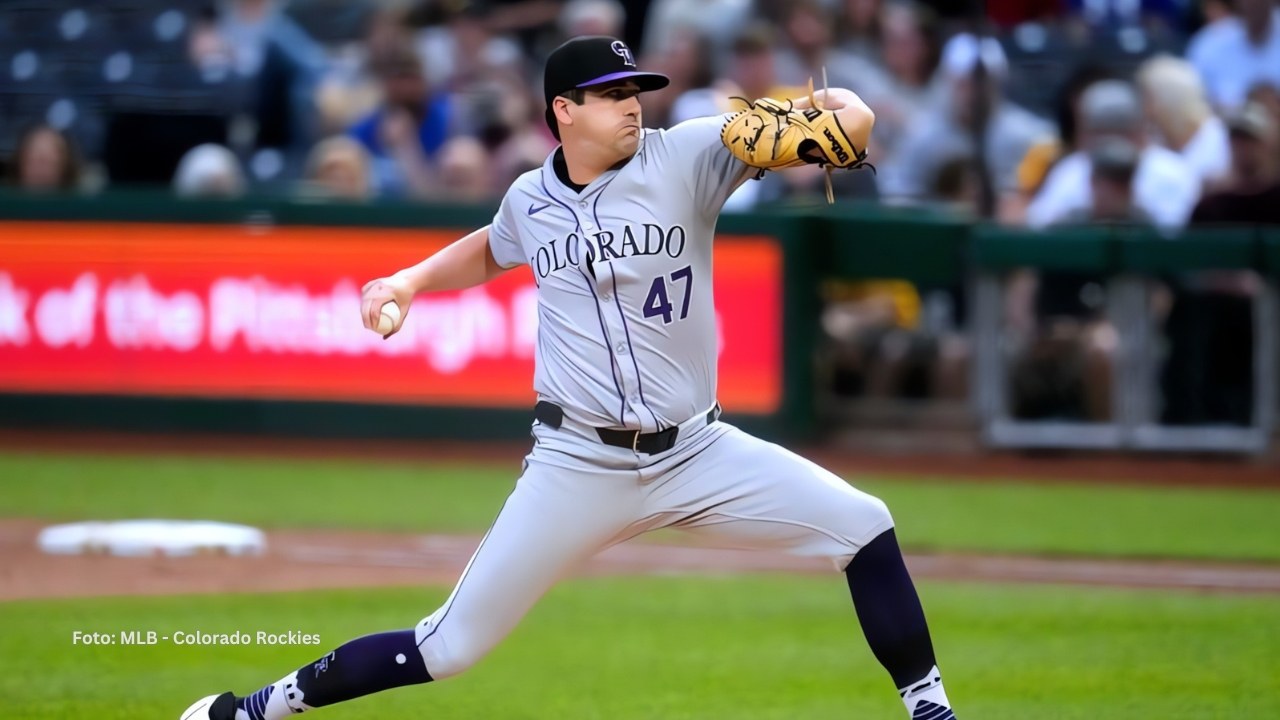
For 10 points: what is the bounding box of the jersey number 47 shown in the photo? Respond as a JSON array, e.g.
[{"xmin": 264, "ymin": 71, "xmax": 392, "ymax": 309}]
[{"xmin": 643, "ymin": 265, "xmax": 693, "ymax": 325}]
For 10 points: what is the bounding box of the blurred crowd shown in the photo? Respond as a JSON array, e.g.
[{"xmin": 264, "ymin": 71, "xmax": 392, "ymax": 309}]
[
  {"xmin": 3, "ymin": 0, "xmax": 1279, "ymax": 427},
  {"xmin": 1, "ymin": 0, "xmax": 1278, "ymax": 221}
]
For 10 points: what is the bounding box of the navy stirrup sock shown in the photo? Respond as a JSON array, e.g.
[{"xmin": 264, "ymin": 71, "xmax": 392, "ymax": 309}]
[
  {"xmin": 844, "ymin": 528, "xmax": 938, "ymax": 688},
  {"xmin": 846, "ymin": 529, "xmax": 954, "ymax": 716},
  {"xmin": 237, "ymin": 629, "xmax": 431, "ymax": 719},
  {"xmin": 295, "ymin": 629, "xmax": 432, "ymax": 706}
]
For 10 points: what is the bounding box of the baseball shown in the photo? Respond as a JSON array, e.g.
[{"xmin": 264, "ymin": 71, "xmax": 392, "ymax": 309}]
[{"xmin": 376, "ymin": 302, "xmax": 401, "ymax": 336}]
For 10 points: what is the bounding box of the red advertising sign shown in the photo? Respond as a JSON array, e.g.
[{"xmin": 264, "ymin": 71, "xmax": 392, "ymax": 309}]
[{"xmin": 0, "ymin": 222, "xmax": 782, "ymax": 412}]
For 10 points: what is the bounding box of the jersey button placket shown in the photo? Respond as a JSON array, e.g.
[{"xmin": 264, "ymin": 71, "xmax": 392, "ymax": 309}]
[{"xmin": 577, "ymin": 197, "xmax": 644, "ymax": 431}]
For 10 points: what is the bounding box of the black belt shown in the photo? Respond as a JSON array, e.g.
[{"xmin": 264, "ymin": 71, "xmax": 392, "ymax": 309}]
[{"xmin": 534, "ymin": 401, "xmax": 720, "ymax": 454}]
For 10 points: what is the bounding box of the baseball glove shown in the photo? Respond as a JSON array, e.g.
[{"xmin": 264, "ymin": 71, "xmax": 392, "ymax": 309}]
[{"xmin": 720, "ymin": 78, "xmax": 872, "ymax": 203}]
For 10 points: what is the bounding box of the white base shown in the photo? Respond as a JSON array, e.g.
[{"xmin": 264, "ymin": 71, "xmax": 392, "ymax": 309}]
[{"xmin": 38, "ymin": 520, "xmax": 266, "ymax": 557}]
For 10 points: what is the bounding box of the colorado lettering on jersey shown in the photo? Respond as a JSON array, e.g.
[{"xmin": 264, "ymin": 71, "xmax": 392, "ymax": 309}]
[{"xmin": 530, "ymin": 223, "xmax": 687, "ymax": 281}]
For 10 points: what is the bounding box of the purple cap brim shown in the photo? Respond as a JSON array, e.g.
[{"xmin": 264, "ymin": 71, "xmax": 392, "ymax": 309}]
[{"xmin": 576, "ymin": 71, "xmax": 670, "ymax": 91}]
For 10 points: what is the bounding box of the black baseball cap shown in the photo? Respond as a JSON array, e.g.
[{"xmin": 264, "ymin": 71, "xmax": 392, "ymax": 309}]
[{"xmin": 543, "ymin": 36, "xmax": 669, "ymax": 138}]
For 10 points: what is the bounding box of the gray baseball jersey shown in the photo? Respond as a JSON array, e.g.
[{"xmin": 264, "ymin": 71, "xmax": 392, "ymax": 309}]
[
  {"xmin": 488, "ymin": 114, "xmax": 753, "ymax": 432},
  {"xmin": 411, "ymin": 114, "xmax": 894, "ymax": 684}
]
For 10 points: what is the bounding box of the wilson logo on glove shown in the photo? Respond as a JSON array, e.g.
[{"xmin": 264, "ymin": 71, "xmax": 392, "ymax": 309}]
[
  {"xmin": 720, "ymin": 75, "xmax": 872, "ymax": 203},
  {"xmin": 824, "ymin": 128, "xmax": 851, "ymax": 165}
]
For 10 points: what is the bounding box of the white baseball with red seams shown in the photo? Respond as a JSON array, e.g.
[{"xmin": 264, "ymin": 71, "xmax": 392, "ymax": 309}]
[{"xmin": 410, "ymin": 116, "xmax": 894, "ymax": 678}]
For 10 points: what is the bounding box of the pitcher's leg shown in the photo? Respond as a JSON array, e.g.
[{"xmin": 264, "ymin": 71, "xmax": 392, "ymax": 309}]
[
  {"xmin": 845, "ymin": 528, "xmax": 952, "ymax": 719},
  {"xmin": 208, "ymin": 459, "xmax": 641, "ymax": 720},
  {"xmin": 229, "ymin": 631, "xmax": 430, "ymax": 720},
  {"xmin": 415, "ymin": 458, "xmax": 642, "ymax": 678},
  {"xmin": 650, "ymin": 425, "xmax": 956, "ymax": 719},
  {"xmin": 650, "ymin": 427, "xmax": 893, "ymax": 568}
]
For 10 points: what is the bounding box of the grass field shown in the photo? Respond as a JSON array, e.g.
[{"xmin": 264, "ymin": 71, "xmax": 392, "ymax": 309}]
[
  {"xmin": 2, "ymin": 451, "xmax": 1279, "ymax": 560},
  {"xmin": 3, "ymin": 448, "xmax": 1279, "ymax": 719},
  {"xmin": 2, "ymin": 579, "xmax": 1277, "ymax": 720}
]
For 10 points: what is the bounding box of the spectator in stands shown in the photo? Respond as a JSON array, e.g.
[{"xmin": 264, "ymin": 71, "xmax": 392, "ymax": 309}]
[
  {"xmin": 724, "ymin": 22, "xmax": 784, "ymax": 104},
  {"xmin": 1006, "ymin": 292, "xmax": 1117, "ymax": 421},
  {"xmin": 1191, "ymin": 101, "xmax": 1280, "ymax": 223},
  {"xmin": 1008, "ymin": 64, "xmax": 1117, "ymax": 222},
  {"xmin": 348, "ymin": 42, "xmax": 450, "ymax": 198},
  {"xmin": 644, "ymin": 27, "xmax": 717, "ymax": 128},
  {"xmin": 820, "ymin": 283, "xmax": 969, "ymax": 404},
  {"xmin": 1159, "ymin": 103, "xmax": 1278, "ymax": 428},
  {"xmin": 172, "ymin": 144, "xmax": 247, "ymax": 198},
  {"xmin": 5, "ymin": 125, "xmax": 82, "ymax": 193},
  {"xmin": 459, "ymin": 68, "xmax": 556, "ymax": 185},
  {"xmin": 1136, "ymin": 55, "xmax": 1231, "ymax": 188},
  {"xmin": 302, "ymin": 136, "xmax": 374, "ymax": 200},
  {"xmin": 773, "ymin": 0, "xmax": 866, "ymax": 93},
  {"xmin": 201, "ymin": 0, "xmax": 329, "ymax": 155},
  {"xmin": 1186, "ymin": 0, "xmax": 1280, "ymax": 111},
  {"xmin": 1010, "ymin": 139, "xmax": 1148, "ymax": 422},
  {"xmin": 1051, "ymin": 64, "xmax": 1118, "ymax": 158},
  {"xmin": 1026, "ymin": 80, "xmax": 1201, "ymax": 229},
  {"xmin": 437, "ymin": 136, "xmax": 496, "ymax": 201},
  {"xmin": 881, "ymin": 33, "xmax": 1053, "ymax": 204},
  {"xmin": 846, "ymin": 0, "xmax": 942, "ymax": 162},
  {"xmin": 1081, "ymin": 137, "xmax": 1151, "ymax": 223},
  {"xmin": 414, "ymin": 3, "xmax": 524, "ymax": 92},
  {"xmin": 641, "ymin": 0, "xmax": 752, "ymax": 57},
  {"xmin": 667, "ymin": 28, "xmax": 741, "ymax": 124},
  {"xmin": 312, "ymin": 9, "xmax": 401, "ymax": 139},
  {"xmin": 820, "ymin": 279, "xmax": 930, "ymax": 401},
  {"xmin": 834, "ymin": 0, "xmax": 883, "ymax": 62},
  {"xmin": 666, "ymin": 23, "xmax": 783, "ymax": 210},
  {"xmin": 494, "ymin": 130, "xmax": 556, "ymax": 189},
  {"xmin": 927, "ymin": 153, "xmax": 982, "ymax": 216}
]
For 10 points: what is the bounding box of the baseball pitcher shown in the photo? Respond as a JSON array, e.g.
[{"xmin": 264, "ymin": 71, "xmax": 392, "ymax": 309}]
[{"xmin": 181, "ymin": 36, "xmax": 957, "ymax": 720}]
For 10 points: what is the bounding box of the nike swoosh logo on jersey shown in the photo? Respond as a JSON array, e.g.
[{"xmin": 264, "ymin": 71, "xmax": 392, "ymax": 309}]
[{"xmin": 528, "ymin": 203, "xmax": 552, "ymax": 215}]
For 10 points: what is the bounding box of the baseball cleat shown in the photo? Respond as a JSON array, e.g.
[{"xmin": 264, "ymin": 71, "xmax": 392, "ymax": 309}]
[
  {"xmin": 912, "ymin": 700, "xmax": 956, "ymax": 720},
  {"xmin": 178, "ymin": 691, "xmax": 236, "ymax": 720}
]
